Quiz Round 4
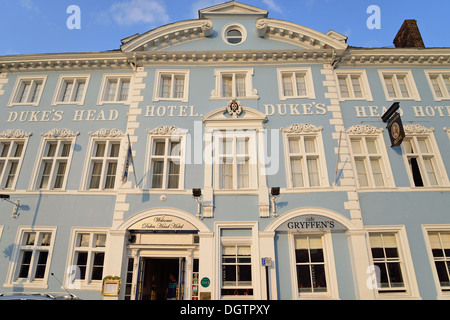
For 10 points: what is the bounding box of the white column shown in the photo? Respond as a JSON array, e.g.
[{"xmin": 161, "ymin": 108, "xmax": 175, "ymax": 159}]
[
  {"xmin": 346, "ymin": 230, "xmax": 376, "ymax": 300},
  {"xmin": 198, "ymin": 232, "xmax": 214, "ymax": 300},
  {"xmin": 103, "ymin": 230, "xmax": 127, "ymax": 300},
  {"xmin": 259, "ymin": 231, "xmax": 277, "ymax": 300}
]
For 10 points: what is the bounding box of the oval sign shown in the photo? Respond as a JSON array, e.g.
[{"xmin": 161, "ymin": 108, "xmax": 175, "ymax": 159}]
[{"xmin": 201, "ymin": 277, "xmax": 210, "ymax": 288}]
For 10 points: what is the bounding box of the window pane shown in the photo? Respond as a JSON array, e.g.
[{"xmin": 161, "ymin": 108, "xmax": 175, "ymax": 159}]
[
  {"xmin": 307, "ymin": 158, "xmax": 320, "ymax": 187},
  {"xmin": 95, "ymin": 143, "xmax": 106, "ymax": 157},
  {"xmin": 174, "ymin": 76, "xmax": 185, "ymax": 99},
  {"xmin": 168, "ymin": 161, "xmax": 180, "ymax": 189},
  {"xmin": 92, "ymin": 252, "xmax": 105, "ymax": 280},
  {"xmin": 35, "ymin": 251, "xmax": 49, "ymax": 279},
  {"xmin": 109, "ymin": 143, "xmax": 120, "ymax": 157},
  {"xmin": 356, "ymin": 159, "xmax": 369, "ymax": 187},
  {"xmin": 297, "ymin": 265, "xmax": 312, "ymax": 292},
  {"xmin": 351, "ymin": 75, "xmax": 363, "ymax": 98},
  {"xmin": 78, "ymin": 234, "xmax": 90, "ymax": 247},
  {"xmin": 89, "ymin": 162, "xmax": 102, "ymax": 189},
  {"xmin": 304, "ymin": 138, "xmax": 316, "ymax": 153},
  {"xmin": 397, "ymin": 76, "xmax": 410, "ymax": 98},
  {"xmin": 351, "ymin": 139, "xmax": 362, "ymax": 154},
  {"xmin": 154, "ymin": 141, "xmax": 165, "ymax": 156},
  {"xmin": 151, "ymin": 161, "xmax": 164, "ymax": 188},
  {"xmin": 53, "ymin": 162, "xmax": 67, "ymax": 189},
  {"xmin": 283, "ymin": 74, "xmax": 294, "ymax": 96},
  {"xmin": 96, "ymin": 234, "xmax": 107, "ymax": 247},
  {"xmin": 289, "ymin": 138, "xmax": 300, "ymax": 154},
  {"xmin": 119, "ymin": 79, "xmax": 130, "ymax": 101},
  {"xmin": 291, "ymin": 159, "xmax": 303, "ymax": 188},
  {"xmin": 19, "ymin": 251, "xmax": 32, "ymax": 278},
  {"xmin": 338, "ymin": 76, "xmax": 349, "ymax": 98},
  {"xmin": 160, "ymin": 76, "xmax": 171, "ymax": 98},
  {"xmin": 222, "ymin": 76, "xmax": 232, "ymax": 97},
  {"xmin": 384, "ymin": 76, "xmax": 396, "ymax": 98},
  {"xmin": 235, "ymin": 75, "xmax": 246, "ymax": 97},
  {"xmin": 220, "ymin": 162, "xmax": 233, "ymax": 189},
  {"xmin": 296, "ymin": 74, "xmax": 307, "ymax": 96},
  {"xmin": 238, "ymin": 160, "xmax": 249, "ymax": 189},
  {"xmin": 104, "ymin": 162, "xmax": 117, "ymax": 189},
  {"xmin": 371, "ymin": 159, "xmax": 385, "ymax": 187}
]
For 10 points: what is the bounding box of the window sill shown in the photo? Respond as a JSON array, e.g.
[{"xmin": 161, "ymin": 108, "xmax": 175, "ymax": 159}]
[{"xmin": 210, "ymin": 96, "xmax": 259, "ymax": 101}]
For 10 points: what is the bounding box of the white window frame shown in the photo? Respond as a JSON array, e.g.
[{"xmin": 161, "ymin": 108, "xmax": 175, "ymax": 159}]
[
  {"xmin": 347, "ymin": 129, "xmax": 395, "ymax": 189},
  {"xmin": 222, "ymin": 23, "xmax": 247, "ymax": 45},
  {"xmin": 425, "ymin": 70, "xmax": 450, "ymax": 101},
  {"xmin": 64, "ymin": 228, "xmax": 108, "ymax": 290},
  {"xmin": 288, "ymin": 231, "xmax": 338, "ymax": 300},
  {"xmin": 378, "ymin": 70, "xmax": 421, "ymax": 101},
  {"xmin": 422, "ymin": 225, "xmax": 450, "ymax": 299},
  {"xmin": 215, "ymin": 222, "xmax": 260, "ymax": 300},
  {"xmin": 32, "ymin": 136, "xmax": 76, "ymax": 191},
  {"xmin": 277, "ymin": 67, "xmax": 316, "ymax": 100},
  {"xmin": 145, "ymin": 130, "xmax": 186, "ymax": 190},
  {"xmin": 5, "ymin": 226, "xmax": 57, "ymax": 289},
  {"xmin": 335, "ymin": 70, "xmax": 373, "ymax": 101},
  {"xmin": 212, "ymin": 130, "xmax": 258, "ymax": 191},
  {"xmin": 153, "ymin": 70, "xmax": 189, "ymax": 103},
  {"xmin": 83, "ymin": 138, "xmax": 122, "ymax": 191},
  {"xmin": 402, "ymin": 129, "xmax": 449, "ymax": 188},
  {"xmin": 366, "ymin": 226, "xmax": 421, "ymax": 300},
  {"xmin": 8, "ymin": 75, "xmax": 47, "ymax": 107},
  {"xmin": 0, "ymin": 137, "xmax": 28, "ymax": 190},
  {"xmin": 52, "ymin": 74, "xmax": 90, "ymax": 105},
  {"xmin": 282, "ymin": 126, "xmax": 329, "ymax": 189},
  {"xmin": 98, "ymin": 74, "xmax": 132, "ymax": 105},
  {"xmin": 211, "ymin": 68, "xmax": 258, "ymax": 100}
]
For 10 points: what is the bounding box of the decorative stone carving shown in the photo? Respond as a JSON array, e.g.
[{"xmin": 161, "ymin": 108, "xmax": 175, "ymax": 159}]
[
  {"xmin": 346, "ymin": 125, "xmax": 383, "ymax": 135},
  {"xmin": 147, "ymin": 126, "xmax": 188, "ymax": 135},
  {"xmin": 226, "ymin": 99, "xmax": 243, "ymax": 117},
  {"xmin": 0, "ymin": 129, "xmax": 31, "ymax": 138},
  {"xmin": 41, "ymin": 129, "xmax": 79, "ymax": 138},
  {"xmin": 404, "ymin": 124, "xmax": 434, "ymax": 134},
  {"xmin": 281, "ymin": 124, "xmax": 323, "ymax": 133},
  {"xmin": 89, "ymin": 129, "xmax": 125, "ymax": 138}
]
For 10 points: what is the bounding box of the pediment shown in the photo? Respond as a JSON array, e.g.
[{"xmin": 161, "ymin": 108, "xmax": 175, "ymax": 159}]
[
  {"xmin": 256, "ymin": 18, "xmax": 348, "ymax": 50},
  {"xmin": 199, "ymin": 1, "xmax": 268, "ymax": 19},
  {"xmin": 203, "ymin": 103, "xmax": 267, "ymax": 130}
]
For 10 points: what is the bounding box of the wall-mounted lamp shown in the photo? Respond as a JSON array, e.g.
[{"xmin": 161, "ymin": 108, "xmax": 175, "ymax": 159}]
[
  {"xmin": 0, "ymin": 194, "xmax": 20, "ymax": 219},
  {"xmin": 270, "ymin": 187, "xmax": 280, "ymax": 218},
  {"xmin": 192, "ymin": 189, "xmax": 202, "ymax": 218}
]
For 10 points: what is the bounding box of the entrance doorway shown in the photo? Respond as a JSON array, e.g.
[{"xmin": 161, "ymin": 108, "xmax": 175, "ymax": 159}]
[{"xmin": 138, "ymin": 257, "xmax": 185, "ymax": 300}]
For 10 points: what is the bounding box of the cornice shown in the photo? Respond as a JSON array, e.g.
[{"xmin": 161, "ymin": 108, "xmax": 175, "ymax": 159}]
[
  {"xmin": 120, "ymin": 19, "xmax": 213, "ymax": 53},
  {"xmin": 340, "ymin": 47, "xmax": 450, "ymax": 66},
  {"xmin": 256, "ymin": 18, "xmax": 348, "ymax": 50},
  {"xmin": 0, "ymin": 51, "xmax": 132, "ymax": 72}
]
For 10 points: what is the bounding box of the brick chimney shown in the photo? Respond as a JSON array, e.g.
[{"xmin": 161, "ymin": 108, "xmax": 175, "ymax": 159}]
[{"xmin": 393, "ymin": 20, "xmax": 425, "ymax": 48}]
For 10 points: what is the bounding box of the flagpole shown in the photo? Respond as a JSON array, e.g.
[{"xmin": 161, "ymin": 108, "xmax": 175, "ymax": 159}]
[{"xmin": 127, "ymin": 134, "xmax": 138, "ymax": 188}]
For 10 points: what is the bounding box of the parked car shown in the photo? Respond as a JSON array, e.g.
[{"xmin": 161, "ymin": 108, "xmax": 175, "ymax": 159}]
[{"xmin": 0, "ymin": 292, "xmax": 80, "ymax": 300}]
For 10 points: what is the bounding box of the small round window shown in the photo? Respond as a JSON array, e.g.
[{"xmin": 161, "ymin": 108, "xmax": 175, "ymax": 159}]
[
  {"xmin": 223, "ymin": 24, "xmax": 246, "ymax": 45},
  {"xmin": 226, "ymin": 29, "xmax": 243, "ymax": 44}
]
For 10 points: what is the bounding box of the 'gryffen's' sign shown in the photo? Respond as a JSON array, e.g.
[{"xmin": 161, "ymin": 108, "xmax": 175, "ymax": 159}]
[
  {"xmin": 129, "ymin": 215, "xmax": 197, "ymax": 232},
  {"xmin": 277, "ymin": 215, "xmax": 346, "ymax": 231}
]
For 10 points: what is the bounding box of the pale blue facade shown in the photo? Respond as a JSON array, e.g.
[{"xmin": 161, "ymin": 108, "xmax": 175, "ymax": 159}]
[{"xmin": 0, "ymin": 1, "xmax": 449, "ymax": 300}]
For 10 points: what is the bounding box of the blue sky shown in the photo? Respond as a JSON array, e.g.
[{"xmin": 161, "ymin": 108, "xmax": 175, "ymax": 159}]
[{"xmin": 1, "ymin": 0, "xmax": 449, "ymax": 56}]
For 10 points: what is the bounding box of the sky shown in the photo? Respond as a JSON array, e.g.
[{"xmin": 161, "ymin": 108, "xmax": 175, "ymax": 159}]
[{"xmin": 0, "ymin": 0, "xmax": 449, "ymax": 56}]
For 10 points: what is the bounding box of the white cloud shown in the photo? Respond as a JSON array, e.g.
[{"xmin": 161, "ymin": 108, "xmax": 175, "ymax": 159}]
[
  {"xmin": 20, "ymin": 0, "xmax": 40, "ymax": 13},
  {"xmin": 109, "ymin": 0, "xmax": 170, "ymax": 26},
  {"xmin": 261, "ymin": 0, "xmax": 283, "ymax": 14}
]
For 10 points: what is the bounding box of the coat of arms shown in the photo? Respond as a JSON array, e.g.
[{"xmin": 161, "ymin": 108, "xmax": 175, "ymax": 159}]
[{"xmin": 227, "ymin": 99, "xmax": 242, "ymax": 117}]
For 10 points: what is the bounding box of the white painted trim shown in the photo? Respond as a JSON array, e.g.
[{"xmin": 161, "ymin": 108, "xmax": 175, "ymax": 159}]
[
  {"xmin": 378, "ymin": 69, "xmax": 421, "ymax": 102},
  {"xmin": 222, "ymin": 23, "xmax": 247, "ymax": 46},
  {"xmin": 265, "ymin": 207, "xmax": 358, "ymax": 233},
  {"xmin": 288, "ymin": 231, "xmax": 339, "ymax": 300},
  {"xmin": 282, "ymin": 127, "xmax": 330, "ymax": 189},
  {"xmin": 277, "ymin": 67, "xmax": 316, "ymax": 100},
  {"xmin": 152, "ymin": 69, "xmax": 190, "ymax": 103},
  {"xmin": 63, "ymin": 227, "xmax": 110, "ymax": 291},
  {"xmin": 334, "ymin": 69, "xmax": 373, "ymax": 101},
  {"xmin": 97, "ymin": 73, "xmax": 133, "ymax": 106},
  {"xmin": 115, "ymin": 207, "xmax": 210, "ymax": 233},
  {"xmin": 365, "ymin": 225, "xmax": 421, "ymax": 300},
  {"xmin": 51, "ymin": 74, "xmax": 91, "ymax": 106},
  {"xmin": 210, "ymin": 68, "xmax": 258, "ymax": 100},
  {"xmin": 421, "ymin": 224, "xmax": 450, "ymax": 300},
  {"xmin": 4, "ymin": 226, "xmax": 57, "ymax": 289},
  {"xmin": 29, "ymin": 134, "xmax": 78, "ymax": 191},
  {"xmin": 424, "ymin": 70, "xmax": 450, "ymax": 101},
  {"xmin": 7, "ymin": 75, "xmax": 47, "ymax": 107},
  {"xmin": 214, "ymin": 221, "xmax": 261, "ymax": 300}
]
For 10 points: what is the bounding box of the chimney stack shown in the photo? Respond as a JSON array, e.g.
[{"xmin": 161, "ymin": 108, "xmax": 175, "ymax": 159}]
[{"xmin": 393, "ymin": 20, "xmax": 425, "ymax": 48}]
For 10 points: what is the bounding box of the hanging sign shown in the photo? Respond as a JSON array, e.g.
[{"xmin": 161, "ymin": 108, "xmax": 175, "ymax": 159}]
[
  {"xmin": 382, "ymin": 102, "xmax": 405, "ymax": 147},
  {"xmin": 276, "ymin": 215, "xmax": 346, "ymax": 231},
  {"xmin": 387, "ymin": 112, "xmax": 405, "ymax": 147},
  {"xmin": 129, "ymin": 215, "xmax": 198, "ymax": 232}
]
